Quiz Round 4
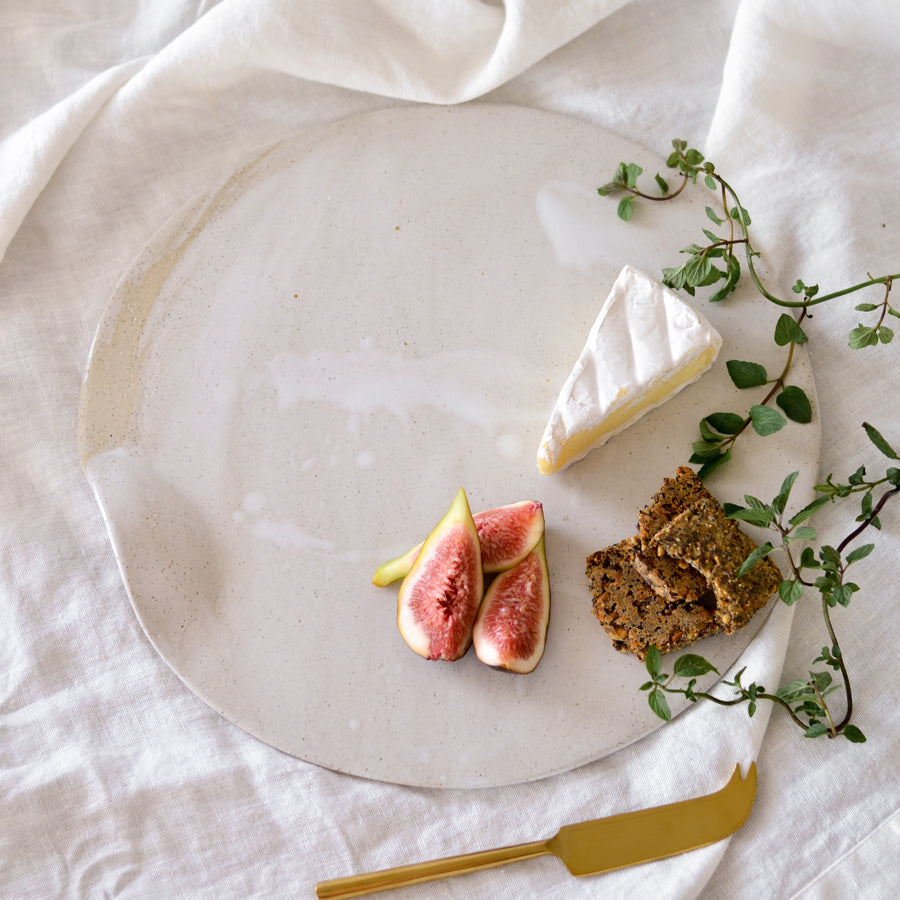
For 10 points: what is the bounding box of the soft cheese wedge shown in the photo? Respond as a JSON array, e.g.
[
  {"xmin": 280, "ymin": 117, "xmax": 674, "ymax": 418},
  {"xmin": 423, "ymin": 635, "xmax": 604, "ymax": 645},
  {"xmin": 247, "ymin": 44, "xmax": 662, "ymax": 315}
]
[{"xmin": 537, "ymin": 265, "xmax": 722, "ymax": 475}]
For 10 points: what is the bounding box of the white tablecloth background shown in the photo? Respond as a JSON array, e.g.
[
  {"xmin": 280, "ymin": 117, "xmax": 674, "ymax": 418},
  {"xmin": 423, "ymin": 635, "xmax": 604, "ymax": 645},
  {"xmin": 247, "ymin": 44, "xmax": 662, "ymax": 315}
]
[{"xmin": 3, "ymin": 1, "xmax": 898, "ymax": 897}]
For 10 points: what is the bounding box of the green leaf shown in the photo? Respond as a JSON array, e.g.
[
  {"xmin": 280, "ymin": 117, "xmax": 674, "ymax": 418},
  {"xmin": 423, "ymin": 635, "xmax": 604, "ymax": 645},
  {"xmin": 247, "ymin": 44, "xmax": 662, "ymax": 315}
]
[
  {"xmin": 831, "ymin": 584, "xmax": 856, "ymax": 607},
  {"xmin": 749, "ymin": 405, "xmax": 787, "ymax": 436},
  {"xmin": 799, "ymin": 546, "xmax": 818, "ymax": 568},
  {"xmin": 690, "ymin": 445, "xmax": 725, "ymax": 465},
  {"xmin": 737, "ymin": 542, "xmax": 775, "ymax": 577},
  {"xmin": 776, "ymin": 679, "xmax": 813, "ymax": 702},
  {"xmin": 774, "ymin": 313, "xmax": 809, "ymax": 346},
  {"xmin": 790, "ymin": 526, "xmax": 817, "ymax": 542},
  {"xmin": 845, "ymin": 543, "xmax": 874, "ymax": 564},
  {"xmin": 697, "ymin": 448, "xmax": 732, "ymax": 479},
  {"xmin": 597, "ymin": 181, "xmax": 620, "ymax": 196},
  {"xmin": 709, "ymin": 254, "xmax": 741, "ymax": 302},
  {"xmin": 789, "ymin": 495, "xmax": 830, "ymax": 527},
  {"xmin": 684, "ymin": 253, "xmax": 713, "ymax": 286},
  {"xmin": 804, "ymin": 722, "xmax": 828, "ymax": 738},
  {"xmin": 879, "ymin": 325, "xmax": 894, "ymax": 344},
  {"xmin": 617, "ymin": 195, "xmax": 634, "ymax": 221},
  {"xmin": 863, "ymin": 422, "xmax": 899, "ymax": 459},
  {"xmin": 654, "ymin": 173, "xmax": 669, "ymax": 194},
  {"xmin": 623, "ymin": 162, "xmax": 643, "ymax": 188},
  {"xmin": 841, "ymin": 724, "xmax": 867, "ymax": 743},
  {"xmin": 698, "ymin": 418, "xmax": 720, "ymax": 443},
  {"xmin": 727, "ymin": 359, "xmax": 769, "ymax": 389},
  {"xmin": 729, "ymin": 506, "xmax": 776, "ymax": 527},
  {"xmin": 854, "ymin": 302, "xmax": 879, "ymax": 312},
  {"xmin": 673, "ymin": 654, "xmax": 719, "ymax": 678},
  {"xmin": 778, "ymin": 579, "xmax": 804, "ymax": 605},
  {"xmin": 645, "ymin": 645, "xmax": 662, "ymax": 679},
  {"xmin": 849, "ymin": 324, "xmax": 879, "ymax": 348},
  {"xmin": 705, "ymin": 205, "xmax": 724, "ymax": 225},
  {"xmin": 777, "ymin": 385, "xmax": 813, "ymax": 423},
  {"xmin": 705, "ymin": 412, "xmax": 745, "ymax": 435},
  {"xmin": 730, "ymin": 205, "xmax": 751, "ymax": 226},
  {"xmin": 684, "ymin": 148, "xmax": 705, "ymax": 166},
  {"xmin": 648, "ymin": 688, "xmax": 672, "ymax": 722},
  {"xmin": 773, "ymin": 471, "xmax": 799, "ymax": 514}
]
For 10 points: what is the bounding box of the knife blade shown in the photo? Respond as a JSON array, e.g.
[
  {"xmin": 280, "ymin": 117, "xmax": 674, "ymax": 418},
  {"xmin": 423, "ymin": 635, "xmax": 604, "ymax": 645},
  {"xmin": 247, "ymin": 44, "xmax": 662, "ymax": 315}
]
[{"xmin": 315, "ymin": 762, "xmax": 756, "ymax": 898}]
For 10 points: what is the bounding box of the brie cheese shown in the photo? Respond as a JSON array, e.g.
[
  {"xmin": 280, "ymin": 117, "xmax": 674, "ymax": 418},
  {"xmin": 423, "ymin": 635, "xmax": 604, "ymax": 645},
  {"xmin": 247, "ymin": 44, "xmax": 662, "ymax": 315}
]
[{"xmin": 537, "ymin": 265, "xmax": 722, "ymax": 475}]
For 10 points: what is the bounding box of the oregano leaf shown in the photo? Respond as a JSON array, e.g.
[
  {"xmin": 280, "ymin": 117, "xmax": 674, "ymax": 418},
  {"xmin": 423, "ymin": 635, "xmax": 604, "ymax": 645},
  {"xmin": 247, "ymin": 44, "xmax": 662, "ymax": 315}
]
[
  {"xmin": 849, "ymin": 324, "xmax": 879, "ymax": 348},
  {"xmin": 727, "ymin": 359, "xmax": 769, "ymax": 388},
  {"xmin": 729, "ymin": 507, "xmax": 776, "ymax": 527},
  {"xmin": 845, "ymin": 543, "xmax": 874, "ymax": 564},
  {"xmin": 774, "ymin": 313, "xmax": 809, "ymax": 346},
  {"xmin": 673, "ymin": 654, "xmax": 719, "ymax": 678},
  {"xmin": 749, "ymin": 404, "xmax": 786, "ymax": 436},
  {"xmin": 705, "ymin": 412, "xmax": 745, "ymax": 435},
  {"xmin": 645, "ymin": 646, "xmax": 662, "ymax": 678},
  {"xmin": 779, "ymin": 580, "xmax": 803, "ymax": 605},
  {"xmin": 863, "ymin": 422, "xmax": 899, "ymax": 459},
  {"xmin": 617, "ymin": 195, "xmax": 634, "ymax": 221},
  {"xmin": 736, "ymin": 542, "xmax": 775, "ymax": 577},
  {"xmin": 648, "ymin": 689, "xmax": 671, "ymax": 722},
  {"xmin": 777, "ymin": 385, "xmax": 813, "ymax": 423}
]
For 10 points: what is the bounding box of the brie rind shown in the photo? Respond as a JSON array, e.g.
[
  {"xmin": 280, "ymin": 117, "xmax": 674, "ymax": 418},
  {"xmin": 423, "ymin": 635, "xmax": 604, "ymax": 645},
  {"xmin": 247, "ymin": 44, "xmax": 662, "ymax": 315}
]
[{"xmin": 537, "ymin": 265, "xmax": 722, "ymax": 475}]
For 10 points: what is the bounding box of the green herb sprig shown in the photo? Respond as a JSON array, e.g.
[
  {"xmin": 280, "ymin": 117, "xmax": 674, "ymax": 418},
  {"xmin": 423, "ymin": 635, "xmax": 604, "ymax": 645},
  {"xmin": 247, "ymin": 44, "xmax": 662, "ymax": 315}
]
[
  {"xmin": 641, "ymin": 423, "xmax": 899, "ymax": 741},
  {"xmin": 599, "ymin": 141, "xmax": 900, "ymax": 478},
  {"xmin": 600, "ymin": 142, "xmax": 899, "ymax": 742}
]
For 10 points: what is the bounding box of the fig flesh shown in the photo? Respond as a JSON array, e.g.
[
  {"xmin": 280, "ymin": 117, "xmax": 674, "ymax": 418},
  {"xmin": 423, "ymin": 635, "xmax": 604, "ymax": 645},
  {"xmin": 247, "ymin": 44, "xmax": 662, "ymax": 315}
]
[
  {"xmin": 472, "ymin": 537, "xmax": 550, "ymax": 674},
  {"xmin": 477, "ymin": 500, "xmax": 545, "ymax": 573},
  {"xmin": 396, "ymin": 488, "xmax": 483, "ymax": 661},
  {"xmin": 373, "ymin": 500, "xmax": 544, "ymax": 586}
]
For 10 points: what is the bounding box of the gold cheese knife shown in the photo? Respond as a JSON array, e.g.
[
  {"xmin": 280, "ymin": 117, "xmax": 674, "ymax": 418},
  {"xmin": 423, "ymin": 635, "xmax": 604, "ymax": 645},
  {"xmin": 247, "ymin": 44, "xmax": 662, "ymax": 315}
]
[{"xmin": 315, "ymin": 762, "xmax": 756, "ymax": 898}]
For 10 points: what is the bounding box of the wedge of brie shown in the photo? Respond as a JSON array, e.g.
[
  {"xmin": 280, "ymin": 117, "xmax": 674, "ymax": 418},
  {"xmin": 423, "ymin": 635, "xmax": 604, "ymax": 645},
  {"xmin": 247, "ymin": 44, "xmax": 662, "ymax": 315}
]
[{"xmin": 537, "ymin": 265, "xmax": 722, "ymax": 475}]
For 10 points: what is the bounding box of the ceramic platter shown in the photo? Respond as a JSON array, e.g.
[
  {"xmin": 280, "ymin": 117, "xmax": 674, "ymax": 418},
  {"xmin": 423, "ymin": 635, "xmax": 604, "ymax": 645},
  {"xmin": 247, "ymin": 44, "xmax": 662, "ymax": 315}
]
[{"xmin": 79, "ymin": 104, "xmax": 820, "ymax": 788}]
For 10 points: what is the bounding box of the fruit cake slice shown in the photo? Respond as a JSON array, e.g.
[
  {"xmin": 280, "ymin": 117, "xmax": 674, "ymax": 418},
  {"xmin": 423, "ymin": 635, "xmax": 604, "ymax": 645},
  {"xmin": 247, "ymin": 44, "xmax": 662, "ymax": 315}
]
[
  {"xmin": 650, "ymin": 496, "xmax": 782, "ymax": 633},
  {"xmin": 586, "ymin": 537, "xmax": 721, "ymax": 660}
]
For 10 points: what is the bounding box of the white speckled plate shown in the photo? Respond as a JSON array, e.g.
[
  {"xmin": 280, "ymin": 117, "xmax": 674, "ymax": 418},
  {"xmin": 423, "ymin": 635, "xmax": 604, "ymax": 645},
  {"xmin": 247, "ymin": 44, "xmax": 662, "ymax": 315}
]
[{"xmin": 78, "ymin": 104, "xmax": 819, "ymax": 788}]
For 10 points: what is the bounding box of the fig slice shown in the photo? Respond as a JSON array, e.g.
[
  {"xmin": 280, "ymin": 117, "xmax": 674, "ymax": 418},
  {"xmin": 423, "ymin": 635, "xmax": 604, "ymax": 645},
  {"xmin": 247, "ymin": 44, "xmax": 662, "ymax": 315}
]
[
  {"xmin": 396, "ymin": 488, "xmax": 484, "ymax": 661},
  {"xmin": 472, "ymin": 537, "xmax": 551, "ymax": 674},
  {"xmin": 373, "ymin": 500, "xmax": 544, "ymax": 586},
  {"xmin": 477, "ymin": 500, "xmax": 544, "ymax": 573}
]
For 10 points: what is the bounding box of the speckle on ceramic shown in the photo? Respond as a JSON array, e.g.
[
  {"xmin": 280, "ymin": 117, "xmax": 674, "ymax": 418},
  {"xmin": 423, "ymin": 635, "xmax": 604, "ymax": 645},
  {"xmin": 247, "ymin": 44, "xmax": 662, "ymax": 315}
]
[{"xmin": 77, "ymin": 104, "xmax": 820, "ymax": 788}]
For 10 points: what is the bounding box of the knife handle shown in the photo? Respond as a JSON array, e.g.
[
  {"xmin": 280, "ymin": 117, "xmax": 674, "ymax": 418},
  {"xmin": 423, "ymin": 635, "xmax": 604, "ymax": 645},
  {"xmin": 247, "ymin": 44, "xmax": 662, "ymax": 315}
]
[{"xmin": 315, "ymin": 838, "xmax": 550, "ymax": 899}]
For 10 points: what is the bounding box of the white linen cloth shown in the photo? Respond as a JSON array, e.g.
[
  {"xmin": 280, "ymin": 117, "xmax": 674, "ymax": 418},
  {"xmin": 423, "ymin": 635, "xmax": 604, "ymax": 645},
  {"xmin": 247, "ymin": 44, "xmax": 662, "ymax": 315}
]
[{"xmin": 2, "ymin": 1, "xmax": 898, "ymax": 896}]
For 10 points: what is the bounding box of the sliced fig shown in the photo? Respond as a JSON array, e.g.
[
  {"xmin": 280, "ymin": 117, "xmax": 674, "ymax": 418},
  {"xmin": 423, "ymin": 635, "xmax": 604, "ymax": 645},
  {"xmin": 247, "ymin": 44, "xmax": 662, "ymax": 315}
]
[
  {"xmin": 396, "ymin": 488, "xmax": 483, "ymax": 661},
  {"xmin": 472, "ymin": 537, "xmax": 550, "ymax": 674},
  {"xmin": 373, "ymin": 500, "xmax": 544, "ymax": 586},
  {"xmin": 476, "ymin": 500, "xmax": 544, "ymax": 573}
]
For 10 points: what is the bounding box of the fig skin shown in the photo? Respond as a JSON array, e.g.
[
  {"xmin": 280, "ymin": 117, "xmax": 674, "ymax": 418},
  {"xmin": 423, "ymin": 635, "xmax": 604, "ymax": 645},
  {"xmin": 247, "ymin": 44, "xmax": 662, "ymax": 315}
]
[
  {"xmin": 373, "ymin": 500, "xmax": 544, "ymax": 586},
  {"xmin": 396, "ymin": 488, "xmax": 484, "ymax": 661},
  {"xmin": 472, "ymin": 537, "xmax": 550, "ymax": 674}
]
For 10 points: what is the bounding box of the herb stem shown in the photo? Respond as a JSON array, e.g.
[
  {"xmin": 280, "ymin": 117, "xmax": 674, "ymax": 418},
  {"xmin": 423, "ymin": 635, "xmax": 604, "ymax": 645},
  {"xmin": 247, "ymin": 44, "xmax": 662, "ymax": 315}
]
[{"xmin": 660, "ymin": 682, "xmax": 809, "ymax": 730}]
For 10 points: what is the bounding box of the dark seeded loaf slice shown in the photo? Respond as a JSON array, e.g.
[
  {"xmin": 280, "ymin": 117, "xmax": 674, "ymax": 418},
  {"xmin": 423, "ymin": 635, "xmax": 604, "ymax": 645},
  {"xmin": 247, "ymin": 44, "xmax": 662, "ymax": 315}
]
[
  {"xmin": 638, "ymin": 465, "xmax": 713, "ymax": 552},
  {"xmin": 651, "ymin": 496, "xmax": 782, "ymax": 633},
  {"xmin": 586, "ymin": 537, "xmax": 721, "ymax": 660}
]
